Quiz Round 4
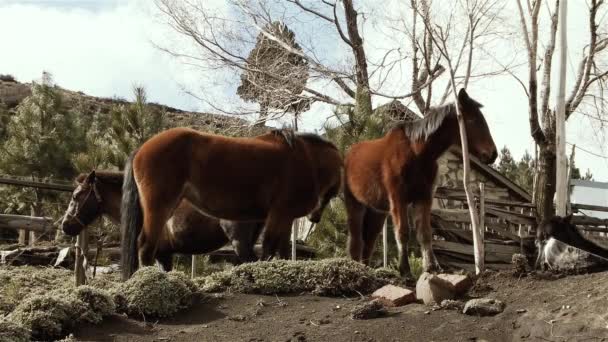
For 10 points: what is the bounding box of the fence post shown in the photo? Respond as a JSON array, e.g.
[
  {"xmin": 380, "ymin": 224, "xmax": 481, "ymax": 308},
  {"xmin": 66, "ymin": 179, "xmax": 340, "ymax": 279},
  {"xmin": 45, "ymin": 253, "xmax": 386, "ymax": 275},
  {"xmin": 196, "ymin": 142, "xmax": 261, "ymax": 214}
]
[
  {"xmin": 474, "ymin": 182, "xmax": 485, "ymax": 274},
  {"xmin": 28, "ymin": 206, "xmax": 37, "ymax": 246},
  {"xmin": 191, "ymin": 255, "xmax": 197, "ymax": 279},
  {"xmin": 18, "ymin": 229, "xmax": 27, "ymax": 245},
  {"xmin": 382, "ymin": 219, "xmax": 388, "ymax": 268},
  {"xmin": 74, "ymin": 228, "xmax": 88, "ymax": 286},
  {"xmin": 292, "ymin": 219, "xmax": 298, "ymax": 261}
]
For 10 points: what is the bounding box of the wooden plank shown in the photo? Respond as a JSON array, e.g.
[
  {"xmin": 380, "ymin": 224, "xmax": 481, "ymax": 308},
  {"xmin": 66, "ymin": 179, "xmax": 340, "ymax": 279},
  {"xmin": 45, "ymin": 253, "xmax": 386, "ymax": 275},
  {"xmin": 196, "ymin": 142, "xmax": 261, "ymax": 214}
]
[
  {"xmin": 485, "ymin": 207, "xmax": 536, "ymax": 225},
  {"xmin": 489, "ymin": 222, "xmax": 529, "ymax": 241},
  {"xmin": 432, "ymin": 209, "xmax": 471, "ymax": 223},
  {"xmin": 578, "ymin": 226, "xmax": 608, "ymax": 233},
  {"xmin": 434, "ymin": 240, "xmax": 519, "ymax": 256},
  {"xmin": 0, "ymin": 214, "xmax": 54, "ymax": 232},
  {"xmin": 572, "ymin": 216, "xmax": 608, "ymax": 226},
  {"xmin": 572, "ymin": 203, "xmax": 608, "ymax": 213}
]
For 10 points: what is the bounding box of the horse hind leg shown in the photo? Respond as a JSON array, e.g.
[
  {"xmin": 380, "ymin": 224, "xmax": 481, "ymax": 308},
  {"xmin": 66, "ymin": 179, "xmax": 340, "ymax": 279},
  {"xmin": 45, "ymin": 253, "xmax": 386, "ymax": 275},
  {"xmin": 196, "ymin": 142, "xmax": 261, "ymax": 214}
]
[
  {"xmin": 345, "ymin": 189, "xmax": 366, "ymax": 263},
  {"xmin": 261, "ymin": 212, "xmax": 293, "ymax": 260},
  {"xmin": 138, "ymin": 211, "xmax": 170, "ymax": 267},
  {"xmin": 361, "ymin": 210, "xmax": 387, "ymax": 265}
]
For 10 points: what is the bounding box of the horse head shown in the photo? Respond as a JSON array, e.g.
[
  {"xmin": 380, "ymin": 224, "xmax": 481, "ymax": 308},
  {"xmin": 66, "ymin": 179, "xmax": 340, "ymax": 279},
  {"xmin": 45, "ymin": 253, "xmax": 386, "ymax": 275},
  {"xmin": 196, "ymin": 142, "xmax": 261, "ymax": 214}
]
[
  {"xmin": 299, "ymin": 134, "xmax": 343, "ymax": 223},
  {"xmin": 457, "ymin": 89, "xmax": 498, "ymax": 164},
  {"xmin": 61, "ymin": 171, "xmax": 103, "ymax": 236}
]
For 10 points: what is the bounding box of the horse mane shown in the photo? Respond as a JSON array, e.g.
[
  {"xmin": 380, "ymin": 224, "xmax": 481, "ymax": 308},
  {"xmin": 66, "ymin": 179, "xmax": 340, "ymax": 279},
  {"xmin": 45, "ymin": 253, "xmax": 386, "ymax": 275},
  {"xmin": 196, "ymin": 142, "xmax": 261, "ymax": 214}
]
[
  {"xmin": 76, "ymin": 171, "xmax": 123, "ymax": 185},
  {"xmin": 393, "ymin": 97, "xmax": 484, "ymax": 142},
  {"xmin": 393, "ymin": 103, "xmax": 455, "ymax": 142},
  {"xmin": 296, "ymin": 132, "xmax": 338, "ymax": 150},
  {"xmin": 269, "ymin": 128, "xmax": 337, "ymax": 150}
]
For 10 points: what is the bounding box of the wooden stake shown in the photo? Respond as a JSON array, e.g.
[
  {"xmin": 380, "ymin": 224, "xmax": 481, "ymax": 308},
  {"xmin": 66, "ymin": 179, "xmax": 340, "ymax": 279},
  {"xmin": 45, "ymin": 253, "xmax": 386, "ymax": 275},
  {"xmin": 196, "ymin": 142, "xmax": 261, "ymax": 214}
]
[
  {"xmin": 74, "ymin": 229, "xmax": 89, "ymax": 286},
  {"xmin": 382, "ymin": 219, "xmax": 388, "ymax": 268},
  {"xmin": 292, "ymin": 219, "xmax": 298, "ymax": 261},
  {"xmin": 555, "ymin": 0, "xmax": 569, "ymax": 217},
  {"xmin": 477, "ymin": 183, "xmax": 486, "ymax": 273},
  {"xmin": 191, "ymin": 255, "xmax": 197, "ymax": 279}
]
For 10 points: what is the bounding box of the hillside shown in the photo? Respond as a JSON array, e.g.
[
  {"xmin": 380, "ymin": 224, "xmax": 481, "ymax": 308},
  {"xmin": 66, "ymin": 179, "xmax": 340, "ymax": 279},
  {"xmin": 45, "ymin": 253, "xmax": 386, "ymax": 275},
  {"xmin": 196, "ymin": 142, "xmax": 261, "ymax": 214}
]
[{"xmin": 0, "ymin": 75, "xmax": 263, "ymax": 136}]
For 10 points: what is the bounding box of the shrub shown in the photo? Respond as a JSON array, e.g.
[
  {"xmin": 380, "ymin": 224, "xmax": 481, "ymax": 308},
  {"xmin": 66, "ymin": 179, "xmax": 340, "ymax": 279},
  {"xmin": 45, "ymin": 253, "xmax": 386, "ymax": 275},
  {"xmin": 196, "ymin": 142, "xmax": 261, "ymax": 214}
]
[
  {"xmin": 7, "ymin": 294, "xmax": 84, "ymax": 341},
  {"xmin": 196, "ymin": 258, "xmax": 388, "ymax": 296},
  {"xmin": 0, "ymin": 319, "xmax": 30, "ymax": 342},
  {"xmin": 116, "ymin": 267, "xmax": 195, "ymax": 318},
  {"xmin": 69, "ymin": 286, "xmax": 115, "ymax": 324}
]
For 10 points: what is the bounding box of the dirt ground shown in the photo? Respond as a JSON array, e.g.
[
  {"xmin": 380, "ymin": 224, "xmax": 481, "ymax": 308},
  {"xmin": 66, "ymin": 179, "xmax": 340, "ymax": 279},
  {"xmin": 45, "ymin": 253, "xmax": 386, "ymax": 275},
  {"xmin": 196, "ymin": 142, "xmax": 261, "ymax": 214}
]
[{"xmin": 72, "ymin": 270, "xmax": 608, "ymax": 342}]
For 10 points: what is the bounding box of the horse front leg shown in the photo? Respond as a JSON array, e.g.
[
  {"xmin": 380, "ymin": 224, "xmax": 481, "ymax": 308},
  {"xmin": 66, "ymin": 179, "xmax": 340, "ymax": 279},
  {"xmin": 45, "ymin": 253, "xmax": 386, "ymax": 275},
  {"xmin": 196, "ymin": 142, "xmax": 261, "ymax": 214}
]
[
  {"xmin": 389, "ymin": 194, "xmax": 412, "ymax": 279},
  {"xmin": 413, "ymin": 200, "xmax": 442, "ymax": 273}
]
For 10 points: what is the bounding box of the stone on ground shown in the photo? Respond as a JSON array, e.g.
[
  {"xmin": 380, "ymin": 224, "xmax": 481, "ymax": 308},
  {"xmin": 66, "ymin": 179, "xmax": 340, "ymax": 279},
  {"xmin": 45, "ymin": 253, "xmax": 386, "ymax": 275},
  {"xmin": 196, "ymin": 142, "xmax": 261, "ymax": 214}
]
[
  {"xmin": 371, "ymin": 284, "xmax": 416, "ymax": 307},
  {"xmin": 435, "ymin": 274, "xmax": 473, "ymax": 295},
  {"xmin": 416, "ymin": 272, "xmax": 456, "ymax": 305},
  {"xmin": 440, "ymin": 299, "xmax": 465, "ymax": 311},
  {"xmin": 462, "ymin": 298, "xmax": 505, "ymax": 316},
  {"xmin": 350, "ymin": 299, "xmax": 387, "ymax": 320}
]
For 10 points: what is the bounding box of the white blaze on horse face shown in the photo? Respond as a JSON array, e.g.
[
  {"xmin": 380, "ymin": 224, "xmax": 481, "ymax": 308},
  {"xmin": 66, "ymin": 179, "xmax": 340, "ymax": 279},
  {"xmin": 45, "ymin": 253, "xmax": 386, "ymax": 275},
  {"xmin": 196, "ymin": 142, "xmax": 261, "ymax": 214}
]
[{"xmin": 65, "ymin": 184, "xmax": 83, "ymax": 219}]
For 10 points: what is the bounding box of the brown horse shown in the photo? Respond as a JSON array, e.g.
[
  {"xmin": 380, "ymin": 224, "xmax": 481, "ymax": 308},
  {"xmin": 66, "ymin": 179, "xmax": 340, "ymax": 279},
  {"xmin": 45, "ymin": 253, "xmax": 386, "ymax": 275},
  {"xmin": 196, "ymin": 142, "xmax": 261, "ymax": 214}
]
[
  {"xmin": 344, "ymin": 89, "xmax": 497, "ymax": 279},
  {"xmin": 122, "ymin": 128, "xmax": 342, "ymax": 279},
  {"xmin": 60, "ymin": 171, "xmax": 264, "ymax": 271}
]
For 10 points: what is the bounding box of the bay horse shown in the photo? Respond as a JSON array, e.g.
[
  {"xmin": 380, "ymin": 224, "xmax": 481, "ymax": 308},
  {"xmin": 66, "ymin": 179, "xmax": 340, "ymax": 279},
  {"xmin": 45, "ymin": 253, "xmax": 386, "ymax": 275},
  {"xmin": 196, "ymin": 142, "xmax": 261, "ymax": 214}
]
[
  {"xmin": 122, "ymin": 128, "xmax": 342, "ymax": 279},
  {"xmin": 344, "ymin": 89, "xmax": 497, "ymax": 279},
  {"xmin": 60, "ymin": 171, "xmax": 264, "ymax": 271}
]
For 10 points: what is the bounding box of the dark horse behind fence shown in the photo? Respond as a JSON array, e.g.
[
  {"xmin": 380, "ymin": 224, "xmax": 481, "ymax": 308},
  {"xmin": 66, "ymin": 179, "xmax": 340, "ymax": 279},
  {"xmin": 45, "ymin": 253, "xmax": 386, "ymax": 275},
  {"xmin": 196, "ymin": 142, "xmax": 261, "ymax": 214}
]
[
  {"xmin": 121, "ymin": 128, "xmax": 343, "ymax": 280},
  {"xmin": 536, "ymin": 214, "xmax": 608, "ymax": 270},
  {"xmin": 344, "ymin": 89, "xmax": 497, "ymax": 279},
  {"xmin": 60, "ymin": 171, "xmax": 264, "ymax": 270}
]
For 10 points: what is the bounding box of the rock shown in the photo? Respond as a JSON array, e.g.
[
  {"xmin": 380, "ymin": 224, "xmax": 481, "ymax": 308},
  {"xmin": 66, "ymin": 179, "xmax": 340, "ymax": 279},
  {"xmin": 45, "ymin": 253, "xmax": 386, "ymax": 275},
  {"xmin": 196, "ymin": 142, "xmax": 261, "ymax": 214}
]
[
  {"xmin": 440, "ymin": 299, "xmax": 465, "ymax": 311},
  {"xmin": 512, "ymin": 254, "xmax": 528, "ymax": 275},
  {"xmin": 436, "ymin": 274, "xmax": 473, "ymax": 295},
  {"xmin": 371, "ymin": 284, "xmax": 416, "ymax": 307},
  {"xmin": 416, "ymin": 272, "xmax": 456, "ymax": 305},
  {"xmin": 462, "ymin": 298, "xmax": 505, "ymax": 316},
  {"xmin": 350, "ymin": 299, "xmax": 387, "ymax": 320}
]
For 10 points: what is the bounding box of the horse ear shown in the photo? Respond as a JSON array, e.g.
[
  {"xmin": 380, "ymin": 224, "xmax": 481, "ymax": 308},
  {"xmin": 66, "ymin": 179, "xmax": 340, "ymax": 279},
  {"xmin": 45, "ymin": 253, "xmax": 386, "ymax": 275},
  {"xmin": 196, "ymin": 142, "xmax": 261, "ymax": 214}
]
[
  {"xmin": 458, "ymin": 88, "xmax": 470, "ymax": 105},
  {"xmin": 85, "ymin": 171, "xmax": 96, "ymax": 184}
]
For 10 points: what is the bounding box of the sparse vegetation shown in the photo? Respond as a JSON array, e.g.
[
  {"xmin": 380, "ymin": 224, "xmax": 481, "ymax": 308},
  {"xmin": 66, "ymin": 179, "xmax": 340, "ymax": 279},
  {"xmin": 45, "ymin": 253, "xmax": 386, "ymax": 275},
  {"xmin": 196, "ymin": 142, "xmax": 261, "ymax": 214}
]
[
  {"xmin": 196, "ymin": 258, "xmax": 389, "ymax": 296},
  {"xmin": 114, "ymin": 267, "xmax": 196, "ymax": 318}
]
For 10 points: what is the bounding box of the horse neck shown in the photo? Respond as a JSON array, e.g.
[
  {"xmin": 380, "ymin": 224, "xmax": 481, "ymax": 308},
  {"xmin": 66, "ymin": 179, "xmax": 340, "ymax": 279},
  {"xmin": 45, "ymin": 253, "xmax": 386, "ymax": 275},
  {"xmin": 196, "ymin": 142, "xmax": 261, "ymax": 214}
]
[
  {"xmin": 413, "ymin": 114, "xmax": 459, "ymax": 162},
  {"xmin": 97, "ymin": 182, "xmax": 122, "ymax": 224}
]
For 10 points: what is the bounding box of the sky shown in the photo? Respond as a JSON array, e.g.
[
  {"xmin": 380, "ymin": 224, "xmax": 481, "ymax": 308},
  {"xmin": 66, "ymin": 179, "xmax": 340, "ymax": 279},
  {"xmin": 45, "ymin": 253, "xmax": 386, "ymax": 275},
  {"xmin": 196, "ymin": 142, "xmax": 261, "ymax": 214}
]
[{"xmin": 1, "ymin": 0, "xmax": 607, "ymax": 183}]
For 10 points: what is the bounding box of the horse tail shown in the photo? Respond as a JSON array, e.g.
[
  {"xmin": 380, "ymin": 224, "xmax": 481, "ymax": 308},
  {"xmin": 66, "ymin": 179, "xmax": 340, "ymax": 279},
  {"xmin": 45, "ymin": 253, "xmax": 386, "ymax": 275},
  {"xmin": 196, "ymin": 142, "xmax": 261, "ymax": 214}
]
[{"xmin": 121, "ymin": 150, "xmax": 142, "ymax": 281}]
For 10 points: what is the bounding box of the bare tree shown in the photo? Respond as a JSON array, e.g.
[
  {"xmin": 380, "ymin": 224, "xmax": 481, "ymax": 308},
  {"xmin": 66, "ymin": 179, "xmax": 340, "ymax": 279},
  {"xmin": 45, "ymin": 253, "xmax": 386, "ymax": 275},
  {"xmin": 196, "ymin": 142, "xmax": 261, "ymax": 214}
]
[{"xmin": 516, "ymin": 0, "xmax": 608, "ymax": 220}]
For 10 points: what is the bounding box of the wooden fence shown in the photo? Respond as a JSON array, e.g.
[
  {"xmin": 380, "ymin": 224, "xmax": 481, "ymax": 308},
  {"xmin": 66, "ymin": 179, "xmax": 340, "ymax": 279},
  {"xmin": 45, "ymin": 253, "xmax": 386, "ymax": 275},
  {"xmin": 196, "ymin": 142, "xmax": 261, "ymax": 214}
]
[{"xmin": 430, "ymin": 184, "xmax": 536, "ymax": 272}]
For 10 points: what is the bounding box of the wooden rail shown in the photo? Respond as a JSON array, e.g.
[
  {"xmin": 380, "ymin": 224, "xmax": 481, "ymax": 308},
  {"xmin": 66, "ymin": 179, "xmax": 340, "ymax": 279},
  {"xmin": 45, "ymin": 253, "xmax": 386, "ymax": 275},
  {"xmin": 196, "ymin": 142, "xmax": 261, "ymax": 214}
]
[
  {"xmin": 0, "ymin": 214, "xmax": 55, "ymax": 232},
  {"xmin": 0, "ymin": 175, "xmax": 74, "ymax": 192},
  {"xmin": 572, "ymin": 203, "xmax": 608, "ymax": 213}
]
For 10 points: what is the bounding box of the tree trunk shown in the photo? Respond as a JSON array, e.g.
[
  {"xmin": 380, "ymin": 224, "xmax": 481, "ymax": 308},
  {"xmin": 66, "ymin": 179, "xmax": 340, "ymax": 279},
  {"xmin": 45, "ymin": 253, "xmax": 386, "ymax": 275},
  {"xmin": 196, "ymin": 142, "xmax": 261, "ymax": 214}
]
[
  {"xmin": 534, "ymin": 143, "xmax": 557, "ymax": 222},
  {"xmin": 255, "ymin": 102, "xmax": 269, "ymax": 127}
]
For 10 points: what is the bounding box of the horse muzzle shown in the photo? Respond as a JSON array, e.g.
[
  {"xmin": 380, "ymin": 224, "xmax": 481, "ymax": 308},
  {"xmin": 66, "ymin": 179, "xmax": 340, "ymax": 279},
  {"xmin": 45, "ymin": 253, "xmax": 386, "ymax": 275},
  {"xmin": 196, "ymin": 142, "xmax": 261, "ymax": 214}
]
[{"xmin": 61, "ymin": 219, "xmax": 84, "ymax": 236}]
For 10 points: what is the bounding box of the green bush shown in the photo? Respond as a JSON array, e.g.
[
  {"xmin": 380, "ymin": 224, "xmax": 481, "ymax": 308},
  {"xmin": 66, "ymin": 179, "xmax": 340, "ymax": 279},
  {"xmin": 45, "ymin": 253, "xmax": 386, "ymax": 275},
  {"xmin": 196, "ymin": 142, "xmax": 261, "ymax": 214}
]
[
  {"xmin": 116, "ymin": 267, "xmax": 195, "ymax": 318},
  {"xmin": 0, "ymin": 319, "xmax": 30, "ymax": 342},
  {"xmin": 196, "ymin": 258, "xmax": 388, "ymax": 296},
  {"xmin": 69, "ymin": 286, "xmax": 116, "ymax": 324},
  {"xmin": 7, "ymin": 294, "xmax": 84, "ymax": 341}
]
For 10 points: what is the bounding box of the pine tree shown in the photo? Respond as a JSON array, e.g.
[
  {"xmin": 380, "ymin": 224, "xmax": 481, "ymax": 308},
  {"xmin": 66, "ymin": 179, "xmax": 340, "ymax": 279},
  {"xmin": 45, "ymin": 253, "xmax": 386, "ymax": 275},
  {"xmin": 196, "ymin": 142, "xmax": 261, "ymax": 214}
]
[
  {"xmin": 237, "ymin": 21, "xmax": 310, "ymax": 127},
  {"xmin": 0, "ymin": 73, "xmax": 88, "ymax": 241},
  {"xmin": 0, "ymin": 73, "xmax": 86, "ymax": 179},
  {"xmin": 94, "ymin": 86, "xmax": 166, "ymax": 169}
]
